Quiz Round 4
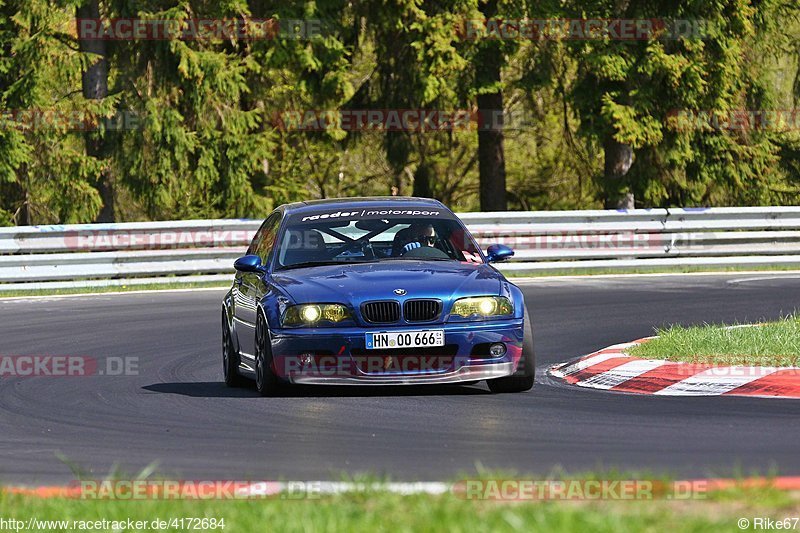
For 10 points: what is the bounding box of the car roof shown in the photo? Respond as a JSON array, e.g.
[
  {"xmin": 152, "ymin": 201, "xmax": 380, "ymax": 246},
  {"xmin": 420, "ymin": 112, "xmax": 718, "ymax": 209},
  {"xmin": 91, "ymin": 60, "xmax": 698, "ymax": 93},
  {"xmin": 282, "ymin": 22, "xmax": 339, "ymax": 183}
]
[{"xmin": 279, "ymin": 196, "xmax": 446, "ymax": 214}]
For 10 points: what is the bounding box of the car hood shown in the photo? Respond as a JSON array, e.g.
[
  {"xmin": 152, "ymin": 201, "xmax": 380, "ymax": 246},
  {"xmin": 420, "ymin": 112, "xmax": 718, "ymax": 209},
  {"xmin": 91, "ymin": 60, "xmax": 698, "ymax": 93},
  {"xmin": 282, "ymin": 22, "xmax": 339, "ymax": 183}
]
[{"xmin": 271, "ymin": 261, "xmax": 504, "ymax": 305}]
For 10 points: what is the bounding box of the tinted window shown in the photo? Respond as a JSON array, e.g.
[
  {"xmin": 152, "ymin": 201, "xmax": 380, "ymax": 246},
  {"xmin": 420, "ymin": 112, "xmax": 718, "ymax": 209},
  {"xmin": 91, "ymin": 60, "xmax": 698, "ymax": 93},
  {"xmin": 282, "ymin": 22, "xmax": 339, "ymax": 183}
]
[
  {"xmin": 276, "ymin": 212, "xmax": 483, "ymax": 269},
  {"xmin": 248, "ymin": 212, "xmax": 282, "ymax": 265}
]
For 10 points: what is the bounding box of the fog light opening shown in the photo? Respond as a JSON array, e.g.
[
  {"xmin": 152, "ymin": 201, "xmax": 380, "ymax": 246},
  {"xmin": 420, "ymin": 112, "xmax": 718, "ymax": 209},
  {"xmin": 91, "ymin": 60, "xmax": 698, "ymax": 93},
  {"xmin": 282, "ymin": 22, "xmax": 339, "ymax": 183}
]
[{"xmin": 489, "ymin": 343, "xmax": 506, "ymax": 357}]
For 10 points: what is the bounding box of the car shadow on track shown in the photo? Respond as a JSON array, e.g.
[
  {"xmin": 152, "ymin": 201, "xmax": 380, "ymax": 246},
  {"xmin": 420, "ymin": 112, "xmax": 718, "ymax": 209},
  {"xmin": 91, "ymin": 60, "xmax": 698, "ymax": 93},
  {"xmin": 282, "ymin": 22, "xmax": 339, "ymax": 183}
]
[
  {"xmin": 142, "ymin": 381, "xmax": 491, "ymax": 398},
  {"xmin": 142, "ymin": 382, "xmax": 256, "ymax": 398}
]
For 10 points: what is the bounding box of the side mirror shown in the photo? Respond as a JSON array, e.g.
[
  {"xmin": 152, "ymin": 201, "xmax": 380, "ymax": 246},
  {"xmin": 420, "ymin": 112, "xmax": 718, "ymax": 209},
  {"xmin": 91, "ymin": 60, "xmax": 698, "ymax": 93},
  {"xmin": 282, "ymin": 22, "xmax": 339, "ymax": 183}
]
[
  {"xmin": 486, "ymin": 244, "xmax": 514, "ymax": 263},
  {"xmin": 234, "ymin": 254, "xmax": 265, "ymax": 273}
]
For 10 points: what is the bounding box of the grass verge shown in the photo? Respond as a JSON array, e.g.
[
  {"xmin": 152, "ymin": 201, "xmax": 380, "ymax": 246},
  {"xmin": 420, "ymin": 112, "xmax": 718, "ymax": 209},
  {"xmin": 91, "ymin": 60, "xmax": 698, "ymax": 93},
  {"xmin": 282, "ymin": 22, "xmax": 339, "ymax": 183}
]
[
  {"xmin": 2, "ymin": 483, "xmax": 798, "ymax": 532},
  {"xmin": 627, "ymin": 316, "xmax": 800, "ymax": 366},
  {"xmin": 0, "ymin": 281, "xmax": 229, "ymax": 298}
]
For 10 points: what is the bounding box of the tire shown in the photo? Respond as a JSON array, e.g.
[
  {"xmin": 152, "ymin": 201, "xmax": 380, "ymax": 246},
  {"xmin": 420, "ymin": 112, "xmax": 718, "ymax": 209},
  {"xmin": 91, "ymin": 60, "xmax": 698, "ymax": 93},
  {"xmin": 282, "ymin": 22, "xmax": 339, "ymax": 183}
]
[
  {"xmin": 222, "ymin": 311, "xmax": 247, "ymax": 387},
  {"xmin": 487, "ymin": 313, "xmax": 535, "ymax": 393},
  {"xmin": 254, "ymin": 311, "xmax": 284, "ymax": 396}
]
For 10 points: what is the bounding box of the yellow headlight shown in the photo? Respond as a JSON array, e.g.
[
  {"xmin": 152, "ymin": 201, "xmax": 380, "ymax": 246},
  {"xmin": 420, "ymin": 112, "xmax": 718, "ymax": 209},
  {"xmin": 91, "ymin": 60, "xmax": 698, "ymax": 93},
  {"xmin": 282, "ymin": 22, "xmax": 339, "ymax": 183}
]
[
  {"xmin": 322, "ymin": 304, "xmax": 348, "ymax": 322},
  {"xmin": 283, "ymin": 304, "xmax": 351, "ymax": 326},
  {"xmin": 451, "ymin": 296, "xmax": 513, "ymax": 318},
  {"xmin": 478, "ymin": 299, "xmax": 496, "ymax": 314},
  {"xmin": 301, "ymin": 305, "xmax": 321, "ymax": 322}
]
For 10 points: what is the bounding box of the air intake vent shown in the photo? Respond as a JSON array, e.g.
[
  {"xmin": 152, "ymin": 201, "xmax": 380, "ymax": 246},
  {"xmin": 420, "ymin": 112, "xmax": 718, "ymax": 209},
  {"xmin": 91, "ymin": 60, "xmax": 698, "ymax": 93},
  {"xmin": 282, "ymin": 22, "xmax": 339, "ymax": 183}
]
[
  {"xmin": 362, "ymin": 301, "xmax": 400, "ymax": 323},
  {"xmin": 404, "ymin": 299, "xmax": 442, "ymax": 322}
]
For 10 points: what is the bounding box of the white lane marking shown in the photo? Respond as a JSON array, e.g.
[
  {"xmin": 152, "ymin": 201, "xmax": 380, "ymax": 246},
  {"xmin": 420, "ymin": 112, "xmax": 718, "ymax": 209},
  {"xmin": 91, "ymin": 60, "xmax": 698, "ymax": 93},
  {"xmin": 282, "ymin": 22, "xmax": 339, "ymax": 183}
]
[
  {"xmin": 550, "ymin": 352, "xmax": 628, "ymax": 377},
  {"xmin": 513, "ymin": 270, "xmax": 800, "ymax": 284},
  {"xmin": 727, "ymin": 275, "xmax": 800, "ymax": 284},
  {"xmin": 237, "ymin": 482, "xmax": 450, "ymax": 497},
  {"xmin": 576, "ymin": 359, "xmax": 667, "ymax": 389},
  {"xmin": 654, "ymin": 367, "xmax": 781, "ymax": 396}
]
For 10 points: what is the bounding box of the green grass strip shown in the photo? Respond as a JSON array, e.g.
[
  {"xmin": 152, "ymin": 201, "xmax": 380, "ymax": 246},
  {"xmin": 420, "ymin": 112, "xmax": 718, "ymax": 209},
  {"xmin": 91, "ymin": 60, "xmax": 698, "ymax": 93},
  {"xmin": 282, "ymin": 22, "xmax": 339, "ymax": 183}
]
[
  {"xmin": 627, "ymin": 317, "xmax": 800, "ymax": 366},
  {"xmin": 0, "ymin": 487, "xmax": 793, "ymax": 533}
]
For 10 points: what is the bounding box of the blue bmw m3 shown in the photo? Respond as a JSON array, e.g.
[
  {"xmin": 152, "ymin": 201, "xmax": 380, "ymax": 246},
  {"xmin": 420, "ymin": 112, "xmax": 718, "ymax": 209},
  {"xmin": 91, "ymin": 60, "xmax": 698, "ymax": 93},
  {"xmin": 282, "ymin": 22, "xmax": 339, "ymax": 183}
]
[{"xmin": 221, "ymin": 197, "xmax": 534, "ymax": 395}]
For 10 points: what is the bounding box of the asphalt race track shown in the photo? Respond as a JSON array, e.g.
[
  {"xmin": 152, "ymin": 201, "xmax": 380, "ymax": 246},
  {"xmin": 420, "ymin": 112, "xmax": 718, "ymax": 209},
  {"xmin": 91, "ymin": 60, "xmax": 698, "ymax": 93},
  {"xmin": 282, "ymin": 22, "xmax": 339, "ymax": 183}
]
[{"xmin": 1, "ymin": 273, "xmax": 799, "ymax": 484}]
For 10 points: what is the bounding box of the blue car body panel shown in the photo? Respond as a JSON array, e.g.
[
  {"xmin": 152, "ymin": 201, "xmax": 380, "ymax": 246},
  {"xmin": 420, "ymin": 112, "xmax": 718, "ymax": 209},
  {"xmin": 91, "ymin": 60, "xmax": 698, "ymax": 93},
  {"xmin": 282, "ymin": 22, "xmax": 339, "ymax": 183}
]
[{"xmin": 222, "ymin": 197, "xmax": 528, "ymax": 385}]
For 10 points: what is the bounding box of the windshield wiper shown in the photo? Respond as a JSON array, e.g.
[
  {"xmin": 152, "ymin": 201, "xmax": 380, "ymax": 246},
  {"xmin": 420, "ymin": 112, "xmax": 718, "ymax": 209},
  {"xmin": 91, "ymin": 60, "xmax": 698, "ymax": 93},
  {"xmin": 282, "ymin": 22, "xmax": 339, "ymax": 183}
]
[
  {"xmin": 278, "ymin": 259, "xmax": 377, "ymax": 271},
  {"xmin": 278, "ymin": 260, "xmax": 344, "ymax": 271},
  {"xmin": 384, "ymin": 257, "xmax": 456, "ymax": 261}
]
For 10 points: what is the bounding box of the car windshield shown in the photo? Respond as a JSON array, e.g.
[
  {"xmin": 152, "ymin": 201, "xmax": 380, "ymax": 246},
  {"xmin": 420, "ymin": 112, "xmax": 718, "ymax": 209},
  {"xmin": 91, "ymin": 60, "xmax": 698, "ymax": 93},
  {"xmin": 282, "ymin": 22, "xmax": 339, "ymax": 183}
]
[{"xmin": 276, "ymin": 213, "xmax": 483, "ymax": 269}]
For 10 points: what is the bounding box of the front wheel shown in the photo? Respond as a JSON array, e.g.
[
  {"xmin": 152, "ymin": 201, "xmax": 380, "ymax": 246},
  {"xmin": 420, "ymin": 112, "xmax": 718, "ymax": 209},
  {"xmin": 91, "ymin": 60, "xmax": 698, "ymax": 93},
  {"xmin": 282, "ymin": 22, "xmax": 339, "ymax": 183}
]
[
  {"xmin": 222, "ymin": 311, "xmax": 246, "ymax": 387},
  {"xmin": 487, "ymin": 313, "xmax": 535, "ymax": 393},
  {"xmin": 255, "ymin": 311, "xmax": 284, "ymax": 396}
]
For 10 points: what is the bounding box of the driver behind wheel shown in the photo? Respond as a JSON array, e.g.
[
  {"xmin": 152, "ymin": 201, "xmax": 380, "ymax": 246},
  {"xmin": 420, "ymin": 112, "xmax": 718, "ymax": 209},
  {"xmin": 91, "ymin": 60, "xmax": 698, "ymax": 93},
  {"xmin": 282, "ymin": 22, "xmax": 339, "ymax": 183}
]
[{"xmin": 402, "ymin": 223, "xmax": 437, "ymax": 254}]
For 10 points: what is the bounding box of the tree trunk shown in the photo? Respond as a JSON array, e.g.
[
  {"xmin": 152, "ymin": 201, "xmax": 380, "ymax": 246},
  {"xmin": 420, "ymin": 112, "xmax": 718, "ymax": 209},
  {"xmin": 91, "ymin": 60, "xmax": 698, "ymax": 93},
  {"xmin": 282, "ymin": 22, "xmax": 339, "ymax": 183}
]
[
  {"xmin": 413, "ymin": 161, "xmax": 433, "ymax": 198},
  {"xmin": 77, "ymin": 0, "xmax": 114, "ymax": 222},
  {"xmin": 475, "ymin": 0, "xmax": 506, "ymax": 212},
  {"xmin": 603, "ymin": 135, "xmax": 635, "ymax": 209}
]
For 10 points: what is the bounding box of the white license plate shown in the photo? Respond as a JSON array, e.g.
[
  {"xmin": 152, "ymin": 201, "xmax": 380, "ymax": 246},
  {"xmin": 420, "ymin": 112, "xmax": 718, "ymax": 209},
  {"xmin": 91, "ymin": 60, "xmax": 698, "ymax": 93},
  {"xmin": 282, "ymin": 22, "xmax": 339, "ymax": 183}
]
[{"xmin": 365, "ymin": 330, "xmax": 445, "ymax": 350}]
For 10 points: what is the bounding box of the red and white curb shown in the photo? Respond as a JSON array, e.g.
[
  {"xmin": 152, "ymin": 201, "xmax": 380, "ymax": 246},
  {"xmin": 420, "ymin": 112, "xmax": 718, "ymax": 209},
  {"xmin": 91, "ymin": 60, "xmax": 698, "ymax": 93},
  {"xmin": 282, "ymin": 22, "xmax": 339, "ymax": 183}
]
[{"xmin": 549, "ymin": 338, "xmax": 800, "ymax": 398}]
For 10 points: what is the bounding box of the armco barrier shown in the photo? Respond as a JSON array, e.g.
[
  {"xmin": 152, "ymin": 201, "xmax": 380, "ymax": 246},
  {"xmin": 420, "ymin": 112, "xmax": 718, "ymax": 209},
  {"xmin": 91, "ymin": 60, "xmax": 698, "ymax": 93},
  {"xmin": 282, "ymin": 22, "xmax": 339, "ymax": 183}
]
[{"xmin": 1, "ymin": 207, "xmax": 800, "ymax": 289}]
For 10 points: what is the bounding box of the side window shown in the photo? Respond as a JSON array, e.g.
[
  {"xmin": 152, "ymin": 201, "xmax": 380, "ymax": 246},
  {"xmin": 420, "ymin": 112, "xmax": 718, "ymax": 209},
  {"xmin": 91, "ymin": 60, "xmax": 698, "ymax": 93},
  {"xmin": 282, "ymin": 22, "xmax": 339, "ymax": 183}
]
[{"xmin": 247, "ymin": 212, "xmax": 281, "ymax": 265}]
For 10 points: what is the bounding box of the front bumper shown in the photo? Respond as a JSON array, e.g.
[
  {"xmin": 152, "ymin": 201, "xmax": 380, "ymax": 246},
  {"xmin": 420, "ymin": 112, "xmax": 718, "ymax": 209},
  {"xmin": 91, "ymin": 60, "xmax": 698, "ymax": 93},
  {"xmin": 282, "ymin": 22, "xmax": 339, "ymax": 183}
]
[
  {"xmin": 291, "ymin": 362, "xmax": 514, "ymax": 385},
  {"xmin": 269, "ymin": 319, "xmax": 523, "ymax": 385}
]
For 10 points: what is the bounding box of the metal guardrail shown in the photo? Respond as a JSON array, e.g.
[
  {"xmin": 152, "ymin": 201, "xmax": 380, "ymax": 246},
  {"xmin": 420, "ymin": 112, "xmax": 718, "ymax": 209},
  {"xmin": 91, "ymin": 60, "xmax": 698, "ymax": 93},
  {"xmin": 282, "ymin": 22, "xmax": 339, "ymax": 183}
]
[{"xmin": 1, "ymin": 207, "xmax": 800, "ymax": 289}]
